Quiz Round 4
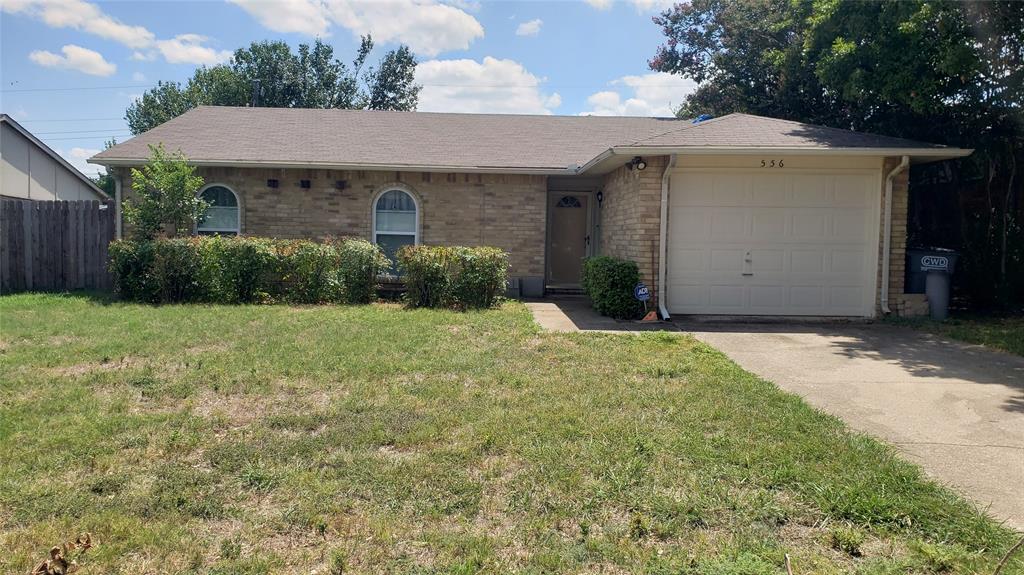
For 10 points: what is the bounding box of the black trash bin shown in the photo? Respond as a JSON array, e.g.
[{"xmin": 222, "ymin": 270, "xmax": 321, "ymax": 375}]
[{"xmin": 906, "ymin": 248, "xmax": 959, "ymax": 294}]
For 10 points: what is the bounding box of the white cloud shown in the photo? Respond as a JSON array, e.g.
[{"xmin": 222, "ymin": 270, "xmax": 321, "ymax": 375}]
[
  {"xmin": 226, "ymin": 0, "xmax": 331, "ymax": 36},
  {"xmin": 416, "ymin": 57, "xmax": 561, "ymax": 115},
  {"xmin": 3, "ymin": 0, "xmax": 154, "ymax": 48},
  {"xmin": 515, "ymin": 18, "xmax": 542, "ymax": 37},
  {"xmin": 229, "ymin": 0, "xmax": 484, "ymax": 57},
  {"xmin": 29, "ymin": 44, "xmax": 116, "ymax": 76},
  {"xmin": 131, "ymin": 71, "xmax": 146, "ymax": 82},
  {"xmin": 581, "ymin": 72, "xmax": 696, "ymax": 117},
  {"xmin": 3, "ymin": 0, "xmax": 230, "ymax": 65},
  {"xmin": 326, "ymin": 0, "xmax": 484, "ymax": 57},
  {"xmin": 155, "ymin": 34, "xmax": 232, "ymax": 65},
  {"xmin": 67, "ymin": 147, "xmax": 102, "ymax": 178},
  {"xmin": 583, "ymin": 0, "xmax": 673, "ymax": 12}
]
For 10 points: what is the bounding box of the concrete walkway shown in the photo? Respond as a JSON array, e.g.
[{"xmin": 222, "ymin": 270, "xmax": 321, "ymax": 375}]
[
  {"xmin": 682, "ymin": 322, "xmax": 1024, "ymax": 530},
  {"xmin": 523, "ymin": 300, "xmax": 1023, "ymax": 529}
]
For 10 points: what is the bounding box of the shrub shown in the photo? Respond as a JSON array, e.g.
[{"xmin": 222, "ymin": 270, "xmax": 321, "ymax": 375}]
[
  {"xmin": 451, "ymin": 246, "xmax": 509, "ymax": 309},
  {"xmin": 197, "ymin": 236, "xmax": 276, "ymax": 303},
  {"xmin": 109, "ymin": 239, "xmax": 157, "ymax": 302},
  {"xmin": 149, "ymin": 238, "xmax": 203, "ymax": 302},
  {"xmin": 337, "ymin": 238, "xmax": 391, "ymax": 304},
  {"xmin": 108, "ymin": 236, "xmax": 394, "ymax": 305},
  {"xmin": 396, "ymin": 245, "xmax": 510, "ymax": 309},
  {"xmin": 281, "ymin": 241, "xmax": 343, "ymax": 304},
  {"xmin": 396, "ymin": 245, "xmax": 453, "ymax": 308},
  {"xmin": 581, "ymin": 256, "xmax": 642, "ymax": 319}
]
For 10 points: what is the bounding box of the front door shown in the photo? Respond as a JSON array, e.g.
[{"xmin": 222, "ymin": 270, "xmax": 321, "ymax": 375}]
[{"xmin": 547, "ymin": 193, "xmax": 590, "ymax": 286}]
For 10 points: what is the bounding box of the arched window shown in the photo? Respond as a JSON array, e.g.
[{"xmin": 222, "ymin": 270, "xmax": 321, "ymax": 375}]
[
  {"xmin": 197, "ymin": 185, "xmax": 240, "ymax": 235},
  {"xmin": 373, "ymin": 188, "xmax": 418, "ymax": 262}
]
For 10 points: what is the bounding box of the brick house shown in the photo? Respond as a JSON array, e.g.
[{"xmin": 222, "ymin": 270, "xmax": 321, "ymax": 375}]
[{"xmin": 90, "ymin": 106, "xmax": 969, "ymax": 318}]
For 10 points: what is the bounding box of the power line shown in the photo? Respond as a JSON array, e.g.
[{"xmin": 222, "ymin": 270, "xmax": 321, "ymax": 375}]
[
  {"xmin": 2, "ymin": 84, "xmax": 151, "ymax": 93},
  {"xmin": 18, "ymin": 117, "xmax": 124, "ymax": 123},
  {"xmin": 33, "ymin": 128, "xmax": 129, "ymax": 135},
  {"xmin": 41, "ymin": 133, "xmax": 134, "ymax": 141},
  {"xmin": 2, "ymin": 81, "xmax": 694, "ymax": 93}
]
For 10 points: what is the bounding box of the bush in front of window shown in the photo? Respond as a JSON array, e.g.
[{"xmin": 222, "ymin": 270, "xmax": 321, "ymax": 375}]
[
  {"xmin": 280, "ymin": 241, "xmax": 344, "ymax": 304},
  {"xmin": 198, "ymin": 236, "xmax": 277, "ymax": 303},
  {"xmin": 109, "ymin": 236, "xmax": 392, "ymax": 305},
  {"xmin": 581, "ymin": 256, "xmax": 643, "ymax": 319},
  {"xmin": 396, "ymin": 245, "xmax": 510, "ymax": 310},
  {"xmin": 396, "ymin": 245, "xmax": 454, "ymax": 308},
  {"xmin": 337, "ymin": 238, "xmax": 391, "ymax": 304}
]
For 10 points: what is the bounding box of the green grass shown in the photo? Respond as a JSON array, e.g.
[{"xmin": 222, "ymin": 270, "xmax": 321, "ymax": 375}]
[
  {"xmin": 0, "ymin": 293, "xmax": 1020, "ymax": 574},
  {"xmin": 894, "ymin": 315, "xmax": 1024, "ymax": 357}
]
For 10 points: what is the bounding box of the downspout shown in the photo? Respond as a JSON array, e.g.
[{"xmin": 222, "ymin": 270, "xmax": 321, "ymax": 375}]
[
  {"xmin": 658, "ymin": 154, "xmax": 677, "ymax": 320},
  {"xmin": 114, "ymin": 170, "xmax": 123, "ymax": 239},
  {"xmin": 881, "ymin": 155, "xmax": 909, "ymax": 314}
]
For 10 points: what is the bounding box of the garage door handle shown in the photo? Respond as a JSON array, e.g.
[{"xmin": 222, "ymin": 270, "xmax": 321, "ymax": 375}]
[{"xmin": 743, "ymin": 250, "xmax": 753, "ymax": 276}]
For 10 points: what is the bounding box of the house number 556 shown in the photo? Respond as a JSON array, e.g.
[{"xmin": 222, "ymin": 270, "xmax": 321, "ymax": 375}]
[{"xmin": 761, "ymin": 159, "xmax": 784, "ymax": 168}]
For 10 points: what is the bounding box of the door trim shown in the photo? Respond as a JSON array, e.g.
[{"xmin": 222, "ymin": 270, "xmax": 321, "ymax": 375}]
[{"xmin": 545, "ymin": 191, "xmax": 594, "ymax": 288}]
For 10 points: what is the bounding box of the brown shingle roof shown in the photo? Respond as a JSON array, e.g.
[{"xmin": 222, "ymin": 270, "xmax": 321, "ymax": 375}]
[{"xmin": 91, "ymin": 107, "xmax": 960, "ymax": 174}]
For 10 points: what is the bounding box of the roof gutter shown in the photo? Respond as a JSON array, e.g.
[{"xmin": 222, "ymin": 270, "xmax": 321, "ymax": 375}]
[
  {"xmin": 658, "ymin": 154, "xmax": 677, "ymax": 321},
  {"xmin": 881, "ymin": 155, "xmax": 910, "ymax": 315},
  {"xmin": 609, "ymin": 146, "xmax": 973, "ymax": 160}
]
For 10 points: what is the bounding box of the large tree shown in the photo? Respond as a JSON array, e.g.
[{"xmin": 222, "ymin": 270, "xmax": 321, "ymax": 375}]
[
  {"xmin": 650, "ymin": 0, "xmax": 1023, "ymax": 308},
  {"xmin": 126, "ymin": 36, "xmax": 420, "ymax": 135}
]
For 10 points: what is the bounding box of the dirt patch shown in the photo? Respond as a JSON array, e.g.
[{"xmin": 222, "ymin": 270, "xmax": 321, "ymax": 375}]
[
  {"xmin": 49, "ymin": 356, "xmax": 143, "ymax": 377},
  {"xmin": 185, "ymin": 341, "xmax": 232, "ymax": 354}
]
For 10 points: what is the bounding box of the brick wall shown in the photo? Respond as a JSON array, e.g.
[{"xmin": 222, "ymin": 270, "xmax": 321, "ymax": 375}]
[
  {"xmin": 877, "ymin": 157, "xmax": 923, "ymax": 316},
  {"xmin": 119, "ymin": 167, "xmax": 547, "ymax": 279},
  {"xmin": 598, "ymin": 156, "xmax": 667, "ymax": 299}
]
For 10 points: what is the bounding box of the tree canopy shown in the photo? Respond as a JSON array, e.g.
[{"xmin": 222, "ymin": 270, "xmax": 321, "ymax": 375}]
[{"xmin": 125, "ymin": 36, "xmax": 421, "ymax": 135}]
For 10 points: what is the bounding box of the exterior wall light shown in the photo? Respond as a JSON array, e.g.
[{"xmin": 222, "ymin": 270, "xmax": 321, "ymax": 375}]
[{"xmin": 627, "ymin": 156, "xmax": 647, "ymax": 171}]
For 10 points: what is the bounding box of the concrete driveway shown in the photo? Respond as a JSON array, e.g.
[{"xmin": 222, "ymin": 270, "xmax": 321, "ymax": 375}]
[{"xmin": 680, "ymin": 322, "xmax": 1024, "ymax": 530}]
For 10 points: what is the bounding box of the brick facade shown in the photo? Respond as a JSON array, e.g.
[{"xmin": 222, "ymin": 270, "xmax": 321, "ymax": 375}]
[
  {"xmin": 877, "ymin": 157, "xmax": 924, "ymax": 317},
  {"xmin": 119, "ymin": 167, "xmax": 547, "ymax": 280},
  {"xmin": 598, "ymin": 156, "xmax": 667, "ymax": 297}
]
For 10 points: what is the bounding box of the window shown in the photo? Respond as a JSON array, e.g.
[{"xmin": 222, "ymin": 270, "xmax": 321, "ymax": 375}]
[
  {"xmin": 556, "ymin": 195, "xmax": 582, "ymax": 208},
  {"xmin": 373, "ymin": 188, "xmax": 418, "ymax": 264},
  {"xmin": 197, "ymin": 185, "xmax": 240, "ymax": 235}
]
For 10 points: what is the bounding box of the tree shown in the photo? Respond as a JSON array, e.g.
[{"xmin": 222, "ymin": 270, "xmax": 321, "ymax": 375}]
[
  {"xmin": 650, "ymin": 0, "xmax": 1024, "ymax": 308},
  {"xmin": 93, "ymin": 138, "xmax": 118, "ymax": 198},
  {"xmin": 125, "ymin": 37, "xmax": 420, "ymax": 135},
  {"xmin": 123, "ymin": 144, "xmax": 206, "ymax": 240}
]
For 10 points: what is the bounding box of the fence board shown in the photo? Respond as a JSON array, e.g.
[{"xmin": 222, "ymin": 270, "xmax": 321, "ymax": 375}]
[{"xmin": 0, "ymin": 199, "xmax": 115, "ymax": 294}]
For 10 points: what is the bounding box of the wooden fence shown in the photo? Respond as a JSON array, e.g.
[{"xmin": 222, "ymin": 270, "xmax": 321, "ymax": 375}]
[{"xmin": 0, "ymin": 199, "xmax": 116, "ymax": 294}]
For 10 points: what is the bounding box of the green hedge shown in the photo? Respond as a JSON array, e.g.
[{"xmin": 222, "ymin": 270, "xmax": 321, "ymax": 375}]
[
  {"xmin": 581, "ymin": 256, "xmax": 642, "ymax": 319},
  {"xmin": 109, "ymin": 236, "xmax": 390, "ymax": 305},
  {"xmin": 395, "ymin": 245, "xmax": 509, "ymax": 309}
]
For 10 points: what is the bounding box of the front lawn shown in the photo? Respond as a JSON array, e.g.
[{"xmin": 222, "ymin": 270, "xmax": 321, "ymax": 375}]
[
  {"xmin": 895, "ymin": 315, "xmax": 1024, "ymax": 357},
  {"xmin": 0, "ymin": 294, "xmax": 1019, "ymax": 574}
]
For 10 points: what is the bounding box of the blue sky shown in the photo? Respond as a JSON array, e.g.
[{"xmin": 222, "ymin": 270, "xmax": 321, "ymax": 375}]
[{"xmin": 1, "ymin": 0, "xmax": 696, "ymax": 177}]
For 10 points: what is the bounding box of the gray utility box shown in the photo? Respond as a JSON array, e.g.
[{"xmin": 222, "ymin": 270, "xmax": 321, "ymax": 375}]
[{"xmin": 906, "ymin": 248, "xmax": 959, "ymax": 294}]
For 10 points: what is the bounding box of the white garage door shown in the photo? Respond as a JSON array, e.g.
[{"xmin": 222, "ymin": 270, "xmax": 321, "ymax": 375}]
[{"xmin": 667, "ymin": 169, "xmax": 879, "ymax": 316}]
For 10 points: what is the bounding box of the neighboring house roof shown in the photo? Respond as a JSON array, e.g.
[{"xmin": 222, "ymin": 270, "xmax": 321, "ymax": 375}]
[
  {"xmin": 90, "ymin": 106, "xmax": 970, "ymax": 176},
  {"xmin": 1, "ymin": 114, "xmax": 108, "ymax": 199}
]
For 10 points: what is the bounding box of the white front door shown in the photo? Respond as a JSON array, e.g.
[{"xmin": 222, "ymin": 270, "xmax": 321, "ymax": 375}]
[{"xmin": 667, "ymin": 169, "xmax": 879, "ymax": 316}]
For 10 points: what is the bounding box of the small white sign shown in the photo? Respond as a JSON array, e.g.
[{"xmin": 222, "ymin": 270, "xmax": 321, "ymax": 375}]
[{"xmin": 921, "ymin": 255, "xmax": 949, "ymax": 270}]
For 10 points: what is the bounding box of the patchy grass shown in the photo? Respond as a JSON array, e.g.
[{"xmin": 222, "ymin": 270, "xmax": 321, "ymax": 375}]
[
  {"xmin": 893, "ymin": 314, "xmax": 1024, "ymax": 357},
  {"xmin": 0, "ymin": 293, "xmax": 1020, "ymax": 574}
]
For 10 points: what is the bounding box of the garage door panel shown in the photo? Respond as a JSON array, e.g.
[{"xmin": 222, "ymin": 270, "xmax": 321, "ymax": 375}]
[
  {"xmin": 791, "ymin": 250, "xmax": 825, "ymax": 273},
  {"xmin": 751, "ymin": 249, "xmax": 784, "ymax": 272},
  {"xmin": 833, "ymin": 209, "xmax": 869, "ymax": 240},
  {"xmin": 751, "ymin": 210, "xmax": 787, "ymax": 238},
  {"xmin": 668, "ymin": 169, "xmax": 877, "ymax": 316},
  {"xmin": 792, "ymin": 175, "xmax": 833, "ymax": 205},
  {"xmin": 791, "ymin": 210, "xmax": 828, "ymax": 238},
  {"xmin": 710, "ymin": 210, "xmax": 747, "ymax": 239}
]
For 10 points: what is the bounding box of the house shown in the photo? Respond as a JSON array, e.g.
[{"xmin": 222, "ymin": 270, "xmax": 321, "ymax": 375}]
[
  {"xmin": 1, "ymin": 114, "xmax": 108, "ymax": 202},
  {"xmin": 89, "ymin": 106, "xmax": 970, "ymax": 318}
]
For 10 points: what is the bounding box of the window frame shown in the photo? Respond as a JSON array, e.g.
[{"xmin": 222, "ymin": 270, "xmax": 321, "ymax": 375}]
[
  {"xmin": 371, "ymin": 186, "xmax": 420, "ymax": 249},
  {"xmin": 196, "ymin": 183, "xmax": 241, "ymax": 236}
]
